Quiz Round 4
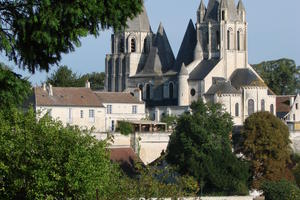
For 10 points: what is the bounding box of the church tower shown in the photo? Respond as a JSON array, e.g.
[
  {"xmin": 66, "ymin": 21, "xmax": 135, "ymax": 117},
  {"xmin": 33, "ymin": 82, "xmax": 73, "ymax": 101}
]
[
  {"xmin": 105, "ymin": 6, "xmax": 153, "ymax": 92},
  {"xmin": 195, "ymin": 0, "xmax": 248, "ymax": 78}
]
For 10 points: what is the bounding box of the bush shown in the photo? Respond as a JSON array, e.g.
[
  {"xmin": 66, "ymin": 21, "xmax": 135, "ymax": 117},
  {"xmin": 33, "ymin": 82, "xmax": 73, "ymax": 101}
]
[
  {"xmin": 262, "ymin": 180, "xmax": 300, "ymax": 200},
  {"xmin": 117, "ymin": 121, "xmax": 134, "ymax": 135}
]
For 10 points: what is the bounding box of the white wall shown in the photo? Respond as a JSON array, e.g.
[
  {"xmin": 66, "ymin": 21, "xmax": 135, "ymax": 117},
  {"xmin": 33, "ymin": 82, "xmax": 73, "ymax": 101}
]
[{"xmin": 36, "ymin": 106, "xmax": 106, "ymax": 132}]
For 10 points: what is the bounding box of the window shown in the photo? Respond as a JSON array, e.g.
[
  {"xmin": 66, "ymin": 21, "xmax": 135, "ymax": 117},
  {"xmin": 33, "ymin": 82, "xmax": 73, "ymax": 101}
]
[
  {"xmin": 296, "ymin": 103, "xmax": 299, "ymax": 110},
  {"xmin": 119, "ymin": 38, "xmax": 124, "ymax": 53},
  {"xmin": 169, "ymin": 82, "xmax": 174, "ymax": 99},
  {"xmin": 237, "ymin": 30, "xmax": 241, "ymax": 51},
  {"xmin": 190, "ymin": 89, "xmax": 196, "ymax": 97},
  {"xmin": 248, "ymin": 99, "xmax": 254, "ymax": 116},
  {"xmin": 111, "ymin": 120, "xmax": 115, "ymax": 131},
  {"xmin": 261, "ymin": 99, "xmax": 265, "ymax": 111},
  {"xmin": 80, "ymin": 110, "xmax": 84, "ymax": 119},
  {"xmin": 68, "ymin": 108, "xmax": 72, "ymax": 123},
  {"xmin": 216, "ymin": 31, "xmax": 220, "ymax": 49},
  {"xmin": 143, "ymin": 38, "xmax": 149, "ymax": 53},
  {"xmin": 235, "ymin": 103, "xmax": 239, "ymax": 117},
  {"xmin": 227, "ymin": 30, "xmax": 230, "ymax": 50},
  {"xmin": 132, "ymin": 105, "xmax": 137, "ymax": 114},
  {"xmin": 270, "ymin": 104, "xmax": 274, "ymax": 115},
  {"xmin": 107, "ymin": 105, "xmax": 112, "ymax": 114},
  {"xmin": 139, "ymin": 84, "xmax": 144, "ymax": 100},
  {"xmin": 89, "ymin": 109, "xmax": 95, "ymax": 118},
  {"xmin": 131, "ymin": 38, "xmax": 136, "ymax": 52},
  {"xmin": 222, "ymin": 10, "xmax": 225, "ymax": 20},
  {"xmin": 146, "ymin": 84, "xmax": 151, "ymax": 100}
]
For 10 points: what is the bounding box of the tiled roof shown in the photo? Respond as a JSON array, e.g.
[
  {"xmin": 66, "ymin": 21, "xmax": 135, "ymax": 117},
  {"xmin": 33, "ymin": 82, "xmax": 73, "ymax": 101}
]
[
  {"xmin": 276, "ymin": 96, "xmax": 294, "ymax": 113},
  {"xmin": 126, "ymin": 5, "xmax": 151, "ymax": 32},
  {"xmin": 95, "ymin": 92, "xmax": 144, "ymax": 104},
  {"xmin": 230, "ymin": 68, "xmax": 266, "ymax": 89},
  {"xmin": 206, "ymin": 81, "xmax": 241, "ymax": 95},
  {"xmin": 189, "ymin": 59, "xmax": 219, "ymax": 80},
  {"xmin": 35, "ymin": 87, "xmax": 103, "ymax": 107}
]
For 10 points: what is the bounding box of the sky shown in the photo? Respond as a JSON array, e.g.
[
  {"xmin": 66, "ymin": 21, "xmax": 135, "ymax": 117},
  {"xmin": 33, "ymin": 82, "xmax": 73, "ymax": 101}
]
[{"xmin": 4, "ymin": 0, "xmax": 300, "ymax": 85}]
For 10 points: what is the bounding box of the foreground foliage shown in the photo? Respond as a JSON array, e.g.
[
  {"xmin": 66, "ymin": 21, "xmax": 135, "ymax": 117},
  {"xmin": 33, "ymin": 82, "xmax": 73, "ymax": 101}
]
[
  {"xmin": 117, "ymin": 121, "xmax": 134, "ymax": 136},
  {"xmin": 242, "ymin": 112, "xmax": 292, "ymax": 189},
  {"xmin": 0, "ymin": 0, "xmax": 143, "ymax": 73},
  {"xmin": 0, "ymin": 64, "xmax": 32, "ymax": 109},
  {"xmin": 0, "ymin": 108, "xmax": 116, "ymax": 199},
  {"xmin": 252, "ymin": 58, "xmax": 300, "ymax": 95},
  {"xmin": 166, "ymin": 100, "xmax": 250, "ymax": 195},
  {"xmin": 262, "ymin": 180, "xmax": 300, "ymax": 200}
]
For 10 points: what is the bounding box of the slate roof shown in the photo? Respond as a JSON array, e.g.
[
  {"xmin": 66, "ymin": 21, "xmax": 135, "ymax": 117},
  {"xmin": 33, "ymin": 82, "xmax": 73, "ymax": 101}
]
[
  {"xmin": 230, "ymin": 68, "xmax": 266, "ymax": 89},
  {"xmin": 94, "ymin": 92, "xmax": 144, "ymax": 104},
  {"xmin": 35, "ymin": 87, "xmax": 103, "ymax": 107},
  {"xmin": 188, "ymin": 59, "xmax": 219, "ymax": 80},
  {"xmin": 126, "ymin": 5, "xmax": 151, "ymax": 32},
  {"xmin": 175, "ymin": 19, "xmax": 197, "ymax": 71},
  {"xmin": 138, "ymin": 23, "xmax": 175, "ymax": 76},
  {"xmin": 205, "ymin": 0, "xmax": 239, "ymax": 22},
  {"xmin": 206, "ymin": 81, "xmax": 241, "ymax": 95}
]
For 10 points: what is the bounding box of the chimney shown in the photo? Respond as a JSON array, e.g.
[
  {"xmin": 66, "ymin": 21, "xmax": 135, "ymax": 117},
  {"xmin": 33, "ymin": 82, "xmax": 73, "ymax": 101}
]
[
  {"xmin": 48, "ymin": 84, "xmax": 53, "ymax": 96},
  {"xmin": 134, "ymin": 88, "xmax": 142, "ymax": 102},
  {"xmin": 42, "ymin": 83, "xmax": 46, "ymax": 91},
  {"xmin": 85, "ymin": 80, "xmax": 91, "ymax": 89}
]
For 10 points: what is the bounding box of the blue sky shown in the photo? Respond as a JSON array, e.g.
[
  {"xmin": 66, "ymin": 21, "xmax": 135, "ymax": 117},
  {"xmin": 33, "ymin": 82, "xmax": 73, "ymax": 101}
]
[{"xmin": 5, "ymin": 0, "xmax": 300, "ymax": 85}]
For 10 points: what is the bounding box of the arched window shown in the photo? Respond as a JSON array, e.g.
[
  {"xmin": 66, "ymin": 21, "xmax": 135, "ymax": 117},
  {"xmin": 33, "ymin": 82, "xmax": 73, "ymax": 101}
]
[
  {"xmin": 216, "ymin": 31, "xmax": 220, "ymax": 49},
  {"xmin": 119, "ymin": 38, "xmax": 124, "ymax": 53},
  {"xmin": 139, "ymin": 84, "xmax": 144, "ymax": 100},
  {"xmin": 227, "ymin": 30, "xmax": 230, "ymax": 50},
  {"xmin": 131, "ymin": 38, "xmax": 136, "ymax": 53},
  {"xmin": 248, "ymin": 99, "xmax": 255, "ymax": 116},
  {"xmin": 235, "ymin": 103, "xmax": 239, "ymax": 117},
  {"xmin": 143, "ymin": 37, "xmax": 149, "ymax": 53},
  {"xmin": 169, "ymin": 82, "xmax": 174, "ymax": 99},
  {"xmin": 237, "ymin": 30, "xmax": 241, "ymax": 51},
  {"xmin": 270, "ymin": 104, "xmax": 274, "ymax": 115},
  {"xmin": 115, "ymin": 60, "xmax": 119, "ymax": 92},
  {"xmin": 146, "ymin": 84, "xmax": 151, "ymax": 100},
  {"xmin": 261, "ymin": 99, "xmax": 265, "ymax": 111},
  {"xmin": 222, "ymin": 11, "xmax": 225, "ymax": 21}
]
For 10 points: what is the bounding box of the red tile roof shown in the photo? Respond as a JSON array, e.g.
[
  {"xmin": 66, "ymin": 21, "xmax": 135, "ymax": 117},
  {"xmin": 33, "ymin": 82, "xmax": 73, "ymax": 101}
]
[{"xmin": 276, "ymin": 95, "xmax": 294, "ymax": 113}]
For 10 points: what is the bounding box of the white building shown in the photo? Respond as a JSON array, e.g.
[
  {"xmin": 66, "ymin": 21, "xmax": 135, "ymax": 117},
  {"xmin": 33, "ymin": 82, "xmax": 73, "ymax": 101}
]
[
  {"xmin": 105, "ymin": 0, "xmax": 276, "ymax": 125},
  {"xmin": 33, "ymin": 84, "xmax": 145, "ymax": 132}
]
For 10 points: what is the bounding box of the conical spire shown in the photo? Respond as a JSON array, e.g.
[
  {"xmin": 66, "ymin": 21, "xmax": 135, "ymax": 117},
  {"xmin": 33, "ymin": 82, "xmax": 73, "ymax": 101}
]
[
  {"xmin": 220, "ymin": 0, "xmax": 228, "ymax": 9},
  {"xmin": 237, "ymin": 0, "xmax": 245, "ymax": 11},
  {"xmin": 126, "ymin": 5, "xmax": 151, "ymax": 32},
  {"xmin": 198, "ymin": 0, "xmax": 206, "ymax": 11}
]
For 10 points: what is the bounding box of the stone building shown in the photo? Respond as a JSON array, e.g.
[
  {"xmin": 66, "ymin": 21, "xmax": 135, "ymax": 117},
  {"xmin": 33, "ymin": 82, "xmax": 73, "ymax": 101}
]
[{"xmin": 105, "ymin": 0, "xmax": 276, "ymax": 125}]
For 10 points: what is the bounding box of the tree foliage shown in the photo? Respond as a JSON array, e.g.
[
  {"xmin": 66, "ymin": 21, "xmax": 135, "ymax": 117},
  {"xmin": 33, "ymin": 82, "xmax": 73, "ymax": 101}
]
[
  {"xmin": 241, "ymin": 112, "xmax": 292, "ymax": 189},
  {"xmin": 0, "ymin": 108, "xmax": 117, "ymax": 199},
  {"xmin": 261, "ymin": 180, "xmax": 300, "ymax": 200},
  {"xmin": 47, "ymin": 65, "xmax": 105, "ymax": 90},
  {"xmin": 0, "ymin": 0, "xmax": 143, "ymax": 73},
  {"xmin": 252, "ymin": 58, "xmax": 300, "ymax": 95},
  {"xmin": 117, "ymin": 121, "xmax": 134, "ymax": 136},
  {"xmin": 0, "ymin": 63, "xmax": 31, "ymax": 108},
  {"xmin": 166, "ymin": 100, "xmax": 250, "ymax": 195}
]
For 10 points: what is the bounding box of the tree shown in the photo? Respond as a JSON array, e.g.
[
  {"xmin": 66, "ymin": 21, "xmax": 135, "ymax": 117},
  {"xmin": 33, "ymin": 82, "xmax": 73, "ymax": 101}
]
[
  {"xmin": 117, "ymin": 121, "xmax": 134, "ymax": 136},
  {"xmin": 241, "ymin": 112, "xmax": 292, "ymax": 189},
  {"xmin": 47, "ymin": 66, "xmax": 105, "ymax": 90},
  {"xmin": 0, "ymin": 0, "xmax": 143, "ymax": 73},
  {"xmin": 0, "ymin": 108, "xmax": 117, "ymax": 199},
  {"xmin": 0, "ymin": 63, "xmax": 31, "ymax": 108},
  {"xmin": 166, "ymin": 100, "xmax": 250, "ymax": 195},
  {"xmin": 252, "ymin": 58, "xmax": 300, "ymax": 95},
  {"xmin": 46, "ymin": 65, "xmax": 82, "ymax": 87},
  {"xmin": 261, "ymin": 180, "xmax": 300, "ymax": 200}
]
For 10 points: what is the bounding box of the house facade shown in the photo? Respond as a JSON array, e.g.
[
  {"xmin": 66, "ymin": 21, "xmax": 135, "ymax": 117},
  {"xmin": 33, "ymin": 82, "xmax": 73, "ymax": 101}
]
[{"xmin": 105, "ymin": 0, "xmax": 276, "ymax": 125}]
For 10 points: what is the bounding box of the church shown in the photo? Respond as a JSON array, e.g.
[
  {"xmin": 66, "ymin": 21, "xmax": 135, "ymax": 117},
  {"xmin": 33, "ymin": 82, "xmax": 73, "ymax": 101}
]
[{"xmin": 105, "ymin": 0, "xmax": 276, "ymax": 126}]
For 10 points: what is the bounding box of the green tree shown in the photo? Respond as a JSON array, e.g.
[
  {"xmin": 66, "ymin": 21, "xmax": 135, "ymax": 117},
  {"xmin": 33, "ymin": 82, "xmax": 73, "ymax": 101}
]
[
  {"xmin": 46, "ymin": 65, "xmax": 82, "ymax": 87},
  {"xmin": 47, "ymin": 66, "xmax": 105, "ymax": 90},
  {"xmin": 117, "ymin": 121, "xmax": 134, "ymax": 136},
  {"xmin": 0, "ymin": 63, "xmax": 31, "ymax": 108},
  {"xmin": 241, "ymin": 112, "xmax": 292, "ymax": 189},
  {"xmin": 166, "ymin": 100, "xmax": 250, "ymax": 195},
  {"xmin": 252, "ymin": 58, "xmax": 300, "ymax": 95},
  {"xmin": 261, "ymin": 180, "xmax": 300, "ymax": 200},
  {"xmin": 0, "ymin": 0, "xmax": 143, "ymax": 73},
  {"xmin": 0, "ymin": 108, "xmax": 117, "ymax": 199}
]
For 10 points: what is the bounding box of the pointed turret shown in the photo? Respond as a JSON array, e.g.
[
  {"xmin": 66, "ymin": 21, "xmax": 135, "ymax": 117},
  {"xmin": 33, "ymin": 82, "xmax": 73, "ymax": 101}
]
[
  {"xmin": 237, "ymin": 0, "xmax": 246, "ymax": 21},
  {"xmin": 179, "ymin": 63, "xmax": 188, "ymax": 76},
  {"xmin": 219, "ymin": 0, "xmax": 239, "ymax": 21},
  {"xmin": 220, "ymin": 0, "xmax": 228, "ymax": 9},
  {"xmin": 237, "ymin": 0, "xmax": 245, "ymax": 11},
  {"xmin": 175, "ymin": 19, "xmax": 197, "ymax": 71},
  {"xmin": 197, "ymin": 0, "xmax": 206, "ymax": 23},
  {"xmin": 126, "ymin": 5, "xmax": 152, "ymax": 32}
]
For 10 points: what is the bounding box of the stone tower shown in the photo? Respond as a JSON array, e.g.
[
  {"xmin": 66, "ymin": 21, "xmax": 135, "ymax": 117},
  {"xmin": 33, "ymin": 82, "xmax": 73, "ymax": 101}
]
[
  {"xmin": 105, "ymin": 6, "xmax": 153, "ymax": 92},
  {"xmin": 195, "ymin": 0, "xmax": 248, "ymax": 78}
]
